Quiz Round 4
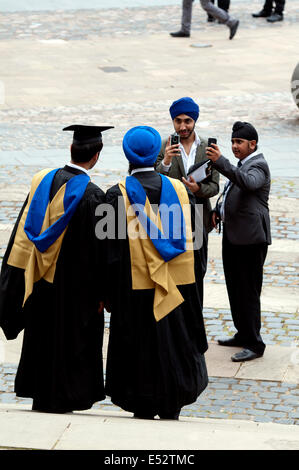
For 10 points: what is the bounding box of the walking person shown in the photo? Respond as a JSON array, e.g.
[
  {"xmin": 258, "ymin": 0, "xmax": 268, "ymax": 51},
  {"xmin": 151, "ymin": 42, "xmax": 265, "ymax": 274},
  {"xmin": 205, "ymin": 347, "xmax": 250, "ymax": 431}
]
[
  {"xmin": 170, "ymin": 0, "xmax": 239, "ymax": 39},
  {"xmin": 208, "ymin": 122, "xmax": 271, "ymax": 362},
  {"xmin": 0, "ymin": 124, "xmax": 112, "ymax": 413}
]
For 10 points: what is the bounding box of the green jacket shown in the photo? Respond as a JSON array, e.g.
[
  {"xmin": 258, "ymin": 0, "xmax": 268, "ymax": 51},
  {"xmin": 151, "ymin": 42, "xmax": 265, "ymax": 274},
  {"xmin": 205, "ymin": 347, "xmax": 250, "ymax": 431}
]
[{"xmin": 155, "ymin": 136, "xmax": 220, "ymax": 232}]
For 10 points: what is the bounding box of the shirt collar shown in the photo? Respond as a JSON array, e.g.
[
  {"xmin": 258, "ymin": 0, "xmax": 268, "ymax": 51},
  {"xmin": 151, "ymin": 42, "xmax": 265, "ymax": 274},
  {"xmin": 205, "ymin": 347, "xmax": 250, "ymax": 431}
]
[
  {"xmin": 240, "ymin": 147, "xmax": 261, "ymax": 166},
  {"xmin": 68, "ymin": 162, "xmax": 90, "ymax": 175},
  {"xmin": 179, "ymin": 131, "xmax": 201, "ymax": 148},
  {"xmin": 131, "ymin": 167, "xmax": 155, "ymax": 175}
]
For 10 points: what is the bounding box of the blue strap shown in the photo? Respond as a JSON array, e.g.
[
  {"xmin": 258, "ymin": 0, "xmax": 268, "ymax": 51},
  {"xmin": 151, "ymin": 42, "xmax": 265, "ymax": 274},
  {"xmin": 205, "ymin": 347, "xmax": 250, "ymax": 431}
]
[
  {"xmin": 24, "ymin": 169, "xmax": 90, "ymax": 253},
  {"xmin": 125, "ymin": 175, "xmax": 186, "ymax": 262}
]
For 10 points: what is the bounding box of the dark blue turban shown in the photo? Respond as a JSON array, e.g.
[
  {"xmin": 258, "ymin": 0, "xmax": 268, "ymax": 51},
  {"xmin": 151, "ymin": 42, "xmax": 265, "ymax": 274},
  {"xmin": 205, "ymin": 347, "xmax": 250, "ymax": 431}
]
[
  {"xmin": 122, "ymin": 126, "xmax": 162, "ymax": 167},
  {"xmin": 169, "ymin": 97, "xmax": 200, "ymax": 122},
  {"xmin": 232, "ymin": 121, "xmax": 259, "ymax": 143}
]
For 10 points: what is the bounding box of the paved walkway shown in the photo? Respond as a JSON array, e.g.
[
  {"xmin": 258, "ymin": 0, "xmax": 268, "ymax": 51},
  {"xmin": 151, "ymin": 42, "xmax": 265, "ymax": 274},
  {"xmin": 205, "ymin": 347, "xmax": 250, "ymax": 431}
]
[{"xmin": 0, "ymin": 0, "xmax": 298, "ymax": 451}]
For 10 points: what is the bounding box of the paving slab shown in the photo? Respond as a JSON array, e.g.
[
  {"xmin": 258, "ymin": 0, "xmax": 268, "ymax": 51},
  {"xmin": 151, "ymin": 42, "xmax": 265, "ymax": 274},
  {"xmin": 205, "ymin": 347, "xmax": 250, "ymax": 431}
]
[
  {"xmin": 0, "ymin": 405, "xmax": 71, "ymax": 450},
  {"xmin": 0, "ymin": 404, "xmax": 298, "ymax": 450},
  {"xmin": 235, "ymin": 345, "xmax": 299, "ymax": 382},
  {"xmin": 0, "ymin": 24, "xmax": 298, "ymax": 108},
  {"xmin": 204, "ymin": 342, "xmax": 241, "ymax": 377}
]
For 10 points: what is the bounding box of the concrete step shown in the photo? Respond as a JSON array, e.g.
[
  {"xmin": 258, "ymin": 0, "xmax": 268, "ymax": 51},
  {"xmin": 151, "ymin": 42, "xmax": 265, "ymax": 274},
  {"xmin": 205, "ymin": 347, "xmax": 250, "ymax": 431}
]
[{"xmin": 0, "ymin": 403, "xmax": 298, "ymax": 450}]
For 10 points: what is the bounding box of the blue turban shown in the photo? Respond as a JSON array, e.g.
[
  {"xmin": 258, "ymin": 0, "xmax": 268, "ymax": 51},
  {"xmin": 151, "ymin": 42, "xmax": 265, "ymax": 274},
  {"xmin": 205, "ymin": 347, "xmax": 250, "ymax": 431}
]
[
  {"xmin": 169, "ymin": 97, "xmax": 200, "ymax": 122},
  {"xmin": 122, "ymin": 126, "xmax": 162, "ymax": 167}
]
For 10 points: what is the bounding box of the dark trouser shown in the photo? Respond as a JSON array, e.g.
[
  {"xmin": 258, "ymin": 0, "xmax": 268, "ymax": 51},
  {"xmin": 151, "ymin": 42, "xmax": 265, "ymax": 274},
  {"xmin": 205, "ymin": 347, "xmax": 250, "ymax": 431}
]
[
  {"xmin": 222, "ymin": 229, "xmax": 267, "ymax": 355},
  {"xmin": 210, "ymin": 0, "xmax": 230, "ymax": 11},
  {"xmin": 262, "ymin": 0, "xmax": 285, "ymax": 14},
  {"xmin": 197, "ymin": 229, "xmax": 208, "ymax": 307}
]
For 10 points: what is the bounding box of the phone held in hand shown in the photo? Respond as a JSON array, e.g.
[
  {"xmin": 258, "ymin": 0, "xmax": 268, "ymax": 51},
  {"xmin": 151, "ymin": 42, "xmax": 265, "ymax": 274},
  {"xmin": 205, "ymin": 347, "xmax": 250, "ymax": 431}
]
[
  {"xmin": 170, "ymin": 132, "xmax": 181, "ymax": 156},
  {"xmin": 171, "ymin": 132, "xmax": 180, "ymax": 146},
  {"xmin": 208, "ymin": 137, "xmax": 217, "ymax": 147}
]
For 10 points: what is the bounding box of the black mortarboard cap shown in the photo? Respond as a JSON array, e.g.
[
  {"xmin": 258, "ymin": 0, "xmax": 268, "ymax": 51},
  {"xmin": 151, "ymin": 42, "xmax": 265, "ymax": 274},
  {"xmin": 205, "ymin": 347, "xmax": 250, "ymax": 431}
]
[{"xmin": 63, "ymin": 124, "xmax": 114, "ymax": 145}]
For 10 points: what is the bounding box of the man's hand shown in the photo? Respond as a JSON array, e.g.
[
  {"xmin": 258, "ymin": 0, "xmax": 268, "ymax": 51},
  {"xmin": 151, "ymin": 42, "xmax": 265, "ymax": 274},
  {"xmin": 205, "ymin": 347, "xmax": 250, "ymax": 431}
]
[
  {"xmin": 163, "ymin": 136, "xmax": 181, "ymax": 166},
  {"xmin": 206, "ymin": 143, "xmax": 221, "ymax": 162},
  {"xmin": 211, "ymin": 210, "xmax": 221, "ymax": 233},
  {"xmin": 211, "ymin": 210, "xmax": 219, "ymax": 229},
  {"xmin": 182, "ymin": 175, "xmax": 200, "ymax": 193}
]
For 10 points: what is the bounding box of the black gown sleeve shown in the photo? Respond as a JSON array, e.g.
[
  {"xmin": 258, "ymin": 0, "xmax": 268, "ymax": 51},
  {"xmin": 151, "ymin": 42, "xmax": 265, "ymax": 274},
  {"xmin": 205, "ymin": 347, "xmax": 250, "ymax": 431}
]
[{"xmin": 0, "ymin": 196, "xmax": 28, "ymax": 339}]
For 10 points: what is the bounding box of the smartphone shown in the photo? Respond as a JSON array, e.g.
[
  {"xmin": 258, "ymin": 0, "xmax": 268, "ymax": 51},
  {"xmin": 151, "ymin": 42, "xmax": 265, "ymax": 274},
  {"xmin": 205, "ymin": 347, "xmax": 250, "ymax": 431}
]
[
  {"xmin": 208, "ymin": 138, "xmax": 217, "ymax": 146},
  {"xmin": 171, "ymin": 133, "xmax": 180, "ymax": 146}
]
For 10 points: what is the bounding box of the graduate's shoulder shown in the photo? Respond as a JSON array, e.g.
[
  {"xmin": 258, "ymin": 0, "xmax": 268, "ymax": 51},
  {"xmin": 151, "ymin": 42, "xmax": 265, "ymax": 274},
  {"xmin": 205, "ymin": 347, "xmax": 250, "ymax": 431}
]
[
  {"xmin": 106, "ymin": 183, "xmax": 122, "ymax": 203},
  {"xmin": 83, "ymin": 181, "xmax": 106, "ymax": 203}
]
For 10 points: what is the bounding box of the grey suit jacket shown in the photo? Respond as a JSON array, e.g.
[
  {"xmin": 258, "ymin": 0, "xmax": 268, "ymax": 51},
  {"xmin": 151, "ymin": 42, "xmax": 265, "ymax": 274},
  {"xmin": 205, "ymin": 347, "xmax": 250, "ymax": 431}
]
[
  {"xmin": 213, "ymin": 153, "xmax": 271, "ymax": 246},
  {"xmin": 155, "ymin": 137, "xmax": 220, "ymax": 233}
]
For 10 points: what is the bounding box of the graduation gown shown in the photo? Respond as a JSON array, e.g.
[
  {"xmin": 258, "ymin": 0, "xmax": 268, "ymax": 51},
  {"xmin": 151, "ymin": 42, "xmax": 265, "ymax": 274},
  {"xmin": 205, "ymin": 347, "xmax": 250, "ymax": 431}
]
[
  {"xmin": 105, "ymin": 171, "xmax": 208, "ymax": 417},
  {"xmin": 0, "ymin": 166, "xmax": 106, "ymax": 412}
]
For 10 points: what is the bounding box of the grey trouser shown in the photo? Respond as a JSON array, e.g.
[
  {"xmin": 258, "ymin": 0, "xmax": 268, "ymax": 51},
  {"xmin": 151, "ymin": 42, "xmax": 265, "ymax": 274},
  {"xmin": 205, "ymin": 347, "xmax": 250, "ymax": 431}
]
[{"xmin": 181, "ymin": 0, "xmax": 236, "ymax": 33}]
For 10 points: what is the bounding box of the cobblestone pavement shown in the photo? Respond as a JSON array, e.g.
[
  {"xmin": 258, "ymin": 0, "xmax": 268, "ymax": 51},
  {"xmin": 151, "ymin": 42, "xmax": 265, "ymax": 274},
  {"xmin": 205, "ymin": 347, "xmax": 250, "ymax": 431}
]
[
  {"xmin": 0, "ymin": 363, "xmax": 298, "ymax": 425},
  {"xmin": 103, "ymin": 309, "xmax": 299, "ymax": 347},
  {"xmin": 206, "ymin": 258, "xmax": 299, "ymax": 288},
  {"xmin": 202, "ymin": 308, "xmax": 299, "ymax": 347},
  {"xmin": 104, "ymin": 311, "xmax": 299, "ymax": 348},
  {"xmin": 0, "ymin": 0, "xmax": 298, "ymax": 41},
  {"xmin": 0, "ymin": 93, "xmax": 298, "ymax": 152}
]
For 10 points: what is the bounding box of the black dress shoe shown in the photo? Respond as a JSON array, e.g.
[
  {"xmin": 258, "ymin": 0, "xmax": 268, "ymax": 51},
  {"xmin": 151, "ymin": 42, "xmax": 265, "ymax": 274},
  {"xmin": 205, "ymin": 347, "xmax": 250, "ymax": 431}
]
[
  {"xmin": 170, "ymin": 30, "xmax": 190, "ymax": 38},
  {"xmin": 252, "ymin": 10, "xmax": 272, "ymax": 18},
  {"xmin": 231, "ymin": 349, "xmax": 263, "ymax": 362},
  {"xmin": 229, "ymin": 20, "xmax": 239, "ymax": 40},
  {"xmin": 133, "ymin": 413, "xmax": 155, "ymax": 420},
  {"xmin": 218, "ymin": 337, "xmax": 242, "ymax": 347},
  {"xmin": 159, "ymin": 411, "xmax": 180, "ymax": 420},
  {"xmin": 267, "ymin": 13, "xmax": 283, "ymax": 22}
]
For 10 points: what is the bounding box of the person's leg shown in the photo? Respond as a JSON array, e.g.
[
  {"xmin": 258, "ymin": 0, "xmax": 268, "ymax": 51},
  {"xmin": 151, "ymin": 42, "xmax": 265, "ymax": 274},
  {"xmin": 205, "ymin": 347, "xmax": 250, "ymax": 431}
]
[
  {"xmin": 218, "ymin": 0, "xmax": 230, "ymax": 11},
  {"xmin": 200, "ymin": 0, "xmax": 239, "ymax": 38},
  {"xmin": 200, "ymin": 0, "xmax": 234, "ymax": 25},
  {"xmin": 181, "ymin": 0, "xmax": 193, "ymax": 33},
  {"xmin": 222, "ymin": 233, "xmax": 244, "ymax": 344},
  {"xmin": 170, "ymin": 0, "xmax": 193, "ymax": 36},
  {"xmin": 252, "ymin": 0, "xmax": 273, "ymax": 17},
  {"xmin": 229, "ymin": 243, "xmax": 267, "ymax": 355},
  {"xmin": 267, "ymin": 0, "xmax": 284, "ymax": 21},
  {"xmin": 207, "ymin": 0, "xmax": 215, "ymax": 21},
  {"xmin": 274, "ymin": 0, "xmax": 285, "ymax": 15}
]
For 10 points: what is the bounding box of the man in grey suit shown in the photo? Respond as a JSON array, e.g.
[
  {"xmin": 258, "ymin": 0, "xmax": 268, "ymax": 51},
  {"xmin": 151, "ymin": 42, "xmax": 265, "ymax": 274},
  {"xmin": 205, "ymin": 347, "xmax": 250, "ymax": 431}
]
[
  {"xmin": 207, "ymin": 121, "xmax": 271, "ymax": 362},
  {"xmin": 155, "ymin": 97, "xmax": 220, "ymax": 304}
]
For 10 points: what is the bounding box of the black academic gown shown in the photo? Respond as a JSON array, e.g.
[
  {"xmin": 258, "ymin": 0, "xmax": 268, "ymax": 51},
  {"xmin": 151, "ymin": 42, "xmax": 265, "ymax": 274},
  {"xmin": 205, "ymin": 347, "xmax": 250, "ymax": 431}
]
[
  {"xmin": 0, "ymin": 166, "xmax": 106, "ymax": 413},
  {"xmin": 105, "ymin": 171, "xmax": 208, "ymax": 417}
]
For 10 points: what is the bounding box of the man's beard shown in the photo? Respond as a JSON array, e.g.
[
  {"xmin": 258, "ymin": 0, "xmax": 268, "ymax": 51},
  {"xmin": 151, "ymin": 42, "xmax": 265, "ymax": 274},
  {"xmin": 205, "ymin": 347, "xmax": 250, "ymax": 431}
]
[{"xmin": 179, "ymin": 125, "xmax": 195, "ymax": 140}]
